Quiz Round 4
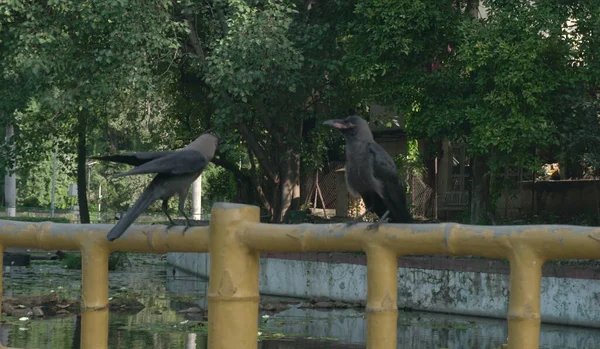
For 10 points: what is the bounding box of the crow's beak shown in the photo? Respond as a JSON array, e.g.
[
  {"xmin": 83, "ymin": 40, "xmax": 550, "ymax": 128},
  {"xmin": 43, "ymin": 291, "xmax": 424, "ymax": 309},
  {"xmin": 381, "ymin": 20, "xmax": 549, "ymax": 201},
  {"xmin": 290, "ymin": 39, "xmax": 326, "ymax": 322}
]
[{"xmin": 323, "ymin": 119, "xmax": 349, "ymax": 129}]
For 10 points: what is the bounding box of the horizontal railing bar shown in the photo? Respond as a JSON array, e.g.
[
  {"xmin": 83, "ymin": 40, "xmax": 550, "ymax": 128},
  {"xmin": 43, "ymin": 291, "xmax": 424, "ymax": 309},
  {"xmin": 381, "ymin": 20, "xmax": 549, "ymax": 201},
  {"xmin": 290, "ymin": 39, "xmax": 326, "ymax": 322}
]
[
  {"xmin": 2, "ymin": 202, "xmax": 598, "ymax": 349},
  {"xmin": 241, "ymin": 222, "xmax": 600, "ymax": 260},
  {"xmin": 0, "ymin": 220, "xmax": 210, "ymax": 253},
  {"xmin": 2, "ymin": 219, "xmax": 599, "ymax": 260}
]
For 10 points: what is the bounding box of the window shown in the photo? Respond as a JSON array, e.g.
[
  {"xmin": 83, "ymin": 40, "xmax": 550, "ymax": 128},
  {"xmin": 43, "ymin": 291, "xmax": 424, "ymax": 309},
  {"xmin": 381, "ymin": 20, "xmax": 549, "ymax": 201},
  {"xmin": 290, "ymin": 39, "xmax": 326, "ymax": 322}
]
[
  {"xmin": 445, "ymin": 144, "xmax": 470, "ymax": 206},
  {"xmin": 450, "ymin": 145, "xmax": 470, "ymax": 192}
]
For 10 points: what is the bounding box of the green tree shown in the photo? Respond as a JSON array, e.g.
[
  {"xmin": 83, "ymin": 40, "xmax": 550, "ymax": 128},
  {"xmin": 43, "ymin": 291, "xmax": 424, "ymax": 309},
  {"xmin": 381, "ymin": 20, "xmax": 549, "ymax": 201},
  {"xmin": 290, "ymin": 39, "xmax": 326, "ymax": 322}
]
[
  {"xmin": 554, "ymin": 0, "xmax": 600, "ymax": 178},
  {"xmin": 345, "ymin": 0, "xmax": 600, "ymax": 223},
  {"xmin": 179, "ymin": 0, "xmax": 357, "ymax": 222},
  {"xmin": 1, "ymin": 0, "xmax": 184, "ymax": 222},
  {"xmin": 17, "ymin": 144, "xmax": 74, "ymax": 209}
]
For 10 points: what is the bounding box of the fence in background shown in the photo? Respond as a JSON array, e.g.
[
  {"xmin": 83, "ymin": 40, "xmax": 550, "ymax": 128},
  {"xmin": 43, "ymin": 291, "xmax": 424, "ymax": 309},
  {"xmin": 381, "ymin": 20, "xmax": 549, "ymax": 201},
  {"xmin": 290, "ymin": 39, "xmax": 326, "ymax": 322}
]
[
  {"xmin": 1, "ymin": 202, "xmax": 600, "ymax": 349},
  {"xmin": 0, "ymin": 206, "xmax": 210, "ymax": 224}
]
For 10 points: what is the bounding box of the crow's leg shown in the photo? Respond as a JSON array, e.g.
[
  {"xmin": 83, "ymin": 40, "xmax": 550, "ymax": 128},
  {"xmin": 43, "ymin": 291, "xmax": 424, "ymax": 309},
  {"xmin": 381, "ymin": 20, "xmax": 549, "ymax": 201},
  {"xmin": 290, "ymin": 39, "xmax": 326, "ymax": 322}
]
[
  {"xmin": 162, "ymin": 199, "xmax": 176, "ymax": 230},
  {"xmin": 346, "ymin": 207, "xmax": 373, "ymax": 226},
  {"xmin": 178, "ymin": 194, "xmax": 191, "ymax": 235},
  {"xmin": 366, "ymin": 210, "xmax": 390, "ymax": 231}
]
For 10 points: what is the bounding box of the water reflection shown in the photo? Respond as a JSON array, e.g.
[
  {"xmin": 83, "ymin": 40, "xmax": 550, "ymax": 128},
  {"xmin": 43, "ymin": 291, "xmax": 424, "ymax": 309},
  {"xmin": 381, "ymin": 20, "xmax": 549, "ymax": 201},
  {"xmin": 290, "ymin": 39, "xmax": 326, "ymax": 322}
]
[
  {"xmin": 1, "ymin": 255, "xmax": 600, "ymax": 348},
  {"xmin": 259, "ymin": 339, "xmax": 363, "ymax": 349}
]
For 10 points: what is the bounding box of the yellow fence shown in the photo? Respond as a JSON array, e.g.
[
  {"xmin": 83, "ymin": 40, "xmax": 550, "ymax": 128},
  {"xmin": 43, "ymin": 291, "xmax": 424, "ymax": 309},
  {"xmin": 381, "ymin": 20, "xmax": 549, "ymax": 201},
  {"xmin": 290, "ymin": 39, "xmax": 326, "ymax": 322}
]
[{"xmin": 1, "ymin": 202, "xmax": 600, "ymax": 349}]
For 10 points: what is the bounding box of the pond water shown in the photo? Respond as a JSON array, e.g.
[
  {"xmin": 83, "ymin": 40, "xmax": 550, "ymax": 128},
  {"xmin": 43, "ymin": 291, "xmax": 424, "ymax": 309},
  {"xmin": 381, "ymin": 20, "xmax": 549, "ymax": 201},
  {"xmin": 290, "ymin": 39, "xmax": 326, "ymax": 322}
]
[{"xmin": 1, "ymin": 253, "xmax": 600, "ymax": 349}]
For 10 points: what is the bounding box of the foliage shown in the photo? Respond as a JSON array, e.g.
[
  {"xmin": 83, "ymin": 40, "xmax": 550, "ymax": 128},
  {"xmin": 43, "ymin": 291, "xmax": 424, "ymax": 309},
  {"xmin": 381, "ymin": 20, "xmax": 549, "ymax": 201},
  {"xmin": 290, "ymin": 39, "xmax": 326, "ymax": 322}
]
[
  {"xmin": 63, "ymin": 251, "xmax": 130, "ymax": 271},
  {"xmin": 201, "ymin": 163, "xmax": 237, "ymax": 213},
  {"xmin": 345, "ymin": 0, "xmax": 600, "ymax": 220},
  {"xmin": 90, "ymin": 162, "xmax": 155, "ymax": 212},
  {"xmin": 448, "ymin": 0, "xmax": 572, "ymax": 168},
  {"xmin": 1, "ymin": 0, "xmax": 185, "ymax": 221},
  {"xmin": 0, "ymin": 216, "xmax": 70, "ymax": 223},
  {"xmin": 1, "ymin": 0, "xmax": 182, "ymax": 149},
  {"xmin": 345, "ymin": 0, "xmax": 570, "ymax": 169},
  {"xmin": 62, "ymin": 253, "xmax": 82, "ymax": 270},
  {"xmin": 394, "ymin": 139, "xmax": 425, "ymax": 179},
  {"xmin": 6, "ymin": 0, "xmax": 600, "ymax": 222},
  {"xmin": 344, "ymin": 0, "xmax": 461, "ymax": 103},
  {"xmin": 1, "ymin": 0, "xmax": 357, "ymax": 219},
  {"xmin": 553, "ymin": 0, "xmax": 600, "ymax": 177},
  {"xmin": 182, "ymin": 0, "xmax": 358, "ymax": 221},
  {"xmin": 16, "ymin": 145, "xmax": 74, "ymax": 209}
]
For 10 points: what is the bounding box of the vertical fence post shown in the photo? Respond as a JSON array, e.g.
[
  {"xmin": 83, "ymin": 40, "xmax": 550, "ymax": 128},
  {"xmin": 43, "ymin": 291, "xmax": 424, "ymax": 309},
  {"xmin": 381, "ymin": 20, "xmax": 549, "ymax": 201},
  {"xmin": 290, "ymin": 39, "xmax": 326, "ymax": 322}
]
[
  {"xmin": 80, "ymin": 244, "xmax": 110, "ymax": 349},
  {"xmin": 208, "ymin": 203, "xmax": 260, "ymax": 349},
  {"xmin": 507, "ymin": 247, "xmax": 543, "ymax": 349},
  {"xmin": 366, "ymin": 245, "xmax": 398, "ymax": 349}
]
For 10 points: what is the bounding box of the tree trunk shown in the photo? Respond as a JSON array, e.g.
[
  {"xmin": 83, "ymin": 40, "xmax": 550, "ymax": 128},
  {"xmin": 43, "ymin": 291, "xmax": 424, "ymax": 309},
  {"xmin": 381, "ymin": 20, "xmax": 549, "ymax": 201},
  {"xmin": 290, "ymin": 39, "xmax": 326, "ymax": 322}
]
[
  {"xmin": 470, "ymin": 154, "xmax": 491, "ymax": 224},
  {"xmin": 278, "ymin": 151, "xmax": 301, "ymax": 223},
  {"xmin": 77, "ymin": 111, "xmax": 90, "ymax": 224},
  {"xmin": 4, "ymin": 124, "xmax": 16, "ymax": 217},
  {"xmin": 235, "ymin": 176, "xmax": 255, "ymax": 204}
]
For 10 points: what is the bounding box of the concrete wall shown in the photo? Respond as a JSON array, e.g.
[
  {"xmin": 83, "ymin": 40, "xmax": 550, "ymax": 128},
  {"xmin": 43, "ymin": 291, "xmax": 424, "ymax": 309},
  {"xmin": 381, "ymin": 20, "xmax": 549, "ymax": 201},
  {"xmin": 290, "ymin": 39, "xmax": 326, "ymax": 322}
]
[
  {"xmin": 432, "ymin": 145, "xmax": 600, "ymax": 220},
  {"xmin": 523, "ymin": 180, "xmax": 600, "ymax": 217},
  {"xmin": 167, "ymin": 252, "xmax": 600, "ymax": 328},
  {"xmin": 493, "ymin": 179, "xmax": 600, "ymax": 220}
]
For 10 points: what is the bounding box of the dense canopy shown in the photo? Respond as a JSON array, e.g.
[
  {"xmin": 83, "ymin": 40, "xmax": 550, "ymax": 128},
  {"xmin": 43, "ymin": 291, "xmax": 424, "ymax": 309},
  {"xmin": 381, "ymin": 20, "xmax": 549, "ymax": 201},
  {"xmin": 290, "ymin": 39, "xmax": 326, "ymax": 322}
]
[{"xmin": 1, "ymin": 0, "xmax": 600, "ymax": 224}]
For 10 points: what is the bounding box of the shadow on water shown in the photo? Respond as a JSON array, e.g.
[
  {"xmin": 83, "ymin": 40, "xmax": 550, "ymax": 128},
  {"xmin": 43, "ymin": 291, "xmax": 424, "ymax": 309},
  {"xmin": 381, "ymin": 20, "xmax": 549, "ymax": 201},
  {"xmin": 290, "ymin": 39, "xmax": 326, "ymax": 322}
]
[{"xmin": 1, "ymin": 254, "xmax": 600, "ymax": 348}]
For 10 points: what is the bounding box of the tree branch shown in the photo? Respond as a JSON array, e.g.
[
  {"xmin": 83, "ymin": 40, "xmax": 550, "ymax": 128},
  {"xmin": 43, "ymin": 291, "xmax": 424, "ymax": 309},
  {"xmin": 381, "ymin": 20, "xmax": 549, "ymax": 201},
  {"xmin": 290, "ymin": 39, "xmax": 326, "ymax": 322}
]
[
  {"xmin": 184, "ymin": 15, "xmax": 207, "ymax": 67},
  {"xmin": 212, "ymin": 156, "xmax": 246, "ymax": 178},
  {"xmin": 247, "ymin": 148, "xmax": 272, "ymax": 214},
  {"xmin": 184, "ymin": 5, "xmax": 275, "ymax": 184},
  {"xmin": 238, "ymin": 122, "xmax": 278, "ymax": 183}
]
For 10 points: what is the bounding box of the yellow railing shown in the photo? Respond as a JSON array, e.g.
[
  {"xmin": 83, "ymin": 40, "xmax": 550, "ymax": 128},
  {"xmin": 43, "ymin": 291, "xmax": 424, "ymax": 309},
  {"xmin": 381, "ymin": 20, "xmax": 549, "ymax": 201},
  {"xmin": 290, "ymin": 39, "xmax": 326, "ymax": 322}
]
[
  {"xmin": 1, "ymin": 202, "xmax": 600, "ymax": 349},
  {"xmin": 0, "ymin": 217, "xmax": 209, "ymax": 349}
]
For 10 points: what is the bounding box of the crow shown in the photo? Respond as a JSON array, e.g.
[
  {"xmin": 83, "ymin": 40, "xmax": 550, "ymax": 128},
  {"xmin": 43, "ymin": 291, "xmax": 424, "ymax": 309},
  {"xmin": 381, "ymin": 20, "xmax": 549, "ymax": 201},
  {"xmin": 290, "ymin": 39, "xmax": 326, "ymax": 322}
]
[
  {"xmin": 324, "ymin": 115, "xmax": 412, "ymax": 229},
  {"xmin": 92, "ymin": 133, "xmax": 219, "ymax": 241}
]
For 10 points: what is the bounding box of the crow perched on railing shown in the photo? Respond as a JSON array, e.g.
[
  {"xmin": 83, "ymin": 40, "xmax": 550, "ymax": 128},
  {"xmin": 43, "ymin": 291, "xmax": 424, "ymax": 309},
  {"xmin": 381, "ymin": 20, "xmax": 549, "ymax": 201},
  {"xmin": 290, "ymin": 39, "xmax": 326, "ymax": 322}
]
[
  {"xmin": 92, "ymin": 133, "xmax": 219, "ymax": 241},
  {"xmin": 324, "ymin": 115, "xmax": 412, "ymax": 229}
]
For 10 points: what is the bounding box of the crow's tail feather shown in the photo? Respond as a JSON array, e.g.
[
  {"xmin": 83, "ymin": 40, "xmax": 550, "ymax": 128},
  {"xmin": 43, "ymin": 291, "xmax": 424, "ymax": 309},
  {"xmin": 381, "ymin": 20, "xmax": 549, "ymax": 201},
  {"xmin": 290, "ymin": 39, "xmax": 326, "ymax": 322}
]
[
  {"xmin": 384, "ymin": 181, "xmax": 413, "ymax": 223},
  {"xmin": 107, "ymin": 188, "xmax": 156, "ymax": 241}
]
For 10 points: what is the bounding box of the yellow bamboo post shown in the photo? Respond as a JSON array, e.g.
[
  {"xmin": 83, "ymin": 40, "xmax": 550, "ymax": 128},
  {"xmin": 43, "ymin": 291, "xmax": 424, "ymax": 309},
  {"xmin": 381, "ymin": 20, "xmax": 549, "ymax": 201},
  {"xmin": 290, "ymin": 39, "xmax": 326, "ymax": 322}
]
[
  {"xmin": 365, "ymin": 244, "xmax": 398, "ymax": 349},
  {"xmin": 507, "ymin": 246, "xmax": 543, "ymax": 349},
  {"xmin": 208, "ymin": 203, "xmax": 261, "ymax": 349},
  {"xmin": 80, "ymin": 244, "xmax": 110, "ymax": 349}
]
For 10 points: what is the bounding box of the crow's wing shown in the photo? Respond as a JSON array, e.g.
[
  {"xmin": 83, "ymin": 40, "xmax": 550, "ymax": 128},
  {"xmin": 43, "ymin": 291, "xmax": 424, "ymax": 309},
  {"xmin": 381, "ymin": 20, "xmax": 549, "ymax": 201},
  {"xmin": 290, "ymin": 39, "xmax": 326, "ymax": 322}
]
[
  {"xmin": 367, "ymin": 142, "xmax": 412, "ymax": 223},
  {"xmin": 367, "ymin": 142, "xmax": 399, "ymax": 183},
  {"xmin": 91, "ymin": 151, "xmax": 174, "ymax": 167},
  {"xmin": 112, "ymin": 150, "xmax": 208, "ymax": 178}
]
